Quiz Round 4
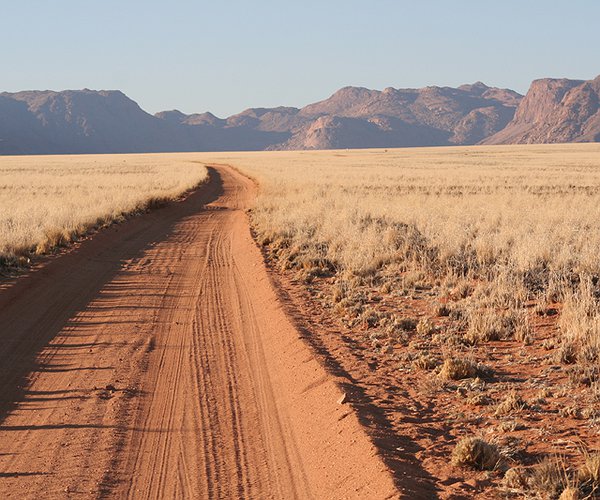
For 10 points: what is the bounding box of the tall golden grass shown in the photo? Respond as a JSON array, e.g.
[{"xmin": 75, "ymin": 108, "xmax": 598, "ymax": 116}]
[
  {"xmin": 199, "ymin": 144, "xmax": 600, "ymax": 496},
  {"xmin": 0, "ymin": 153, "xmax": 207, "ymax": 267},
  {"xmin": 199, "ymin": 144, "xmax": 600, "ymax": 378},
  {"xmin": 202, "ymin": 145, "xmax": 600, "ymax": 282}
]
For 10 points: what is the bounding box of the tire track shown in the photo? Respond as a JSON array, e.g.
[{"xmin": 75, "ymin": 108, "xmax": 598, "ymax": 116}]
[{"xmin": 0, "ymin": 165, "xmax": 399, "ymax": 500}]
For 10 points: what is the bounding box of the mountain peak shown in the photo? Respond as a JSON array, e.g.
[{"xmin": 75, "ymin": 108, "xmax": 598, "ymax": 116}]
[
  {"xmin": 458, "ymin": 81, "xmax": 490, "ymax": 94},
  {"xmin": 2, "ymin": 77, "xmax": 596, "ymax": 154},
  {"xmin": 484, "ymin": 75, "xmax": 600, "ymax": 144}
]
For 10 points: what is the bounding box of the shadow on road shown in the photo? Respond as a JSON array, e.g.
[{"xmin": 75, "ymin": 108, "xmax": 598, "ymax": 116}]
[{"xmin": 0, "ymin": 167, "xmax": 223, "ymax": 428}]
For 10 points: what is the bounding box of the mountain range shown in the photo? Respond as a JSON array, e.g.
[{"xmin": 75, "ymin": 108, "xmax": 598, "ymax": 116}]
[{"xmin": 0, "ymin": 75, "xmax": 599, "ymax": 154}]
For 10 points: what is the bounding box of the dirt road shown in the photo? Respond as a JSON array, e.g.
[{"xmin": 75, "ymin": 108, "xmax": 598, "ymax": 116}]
[{"xmin": 0, "ymin": 165, "xmax": 398, "ymax": 499}]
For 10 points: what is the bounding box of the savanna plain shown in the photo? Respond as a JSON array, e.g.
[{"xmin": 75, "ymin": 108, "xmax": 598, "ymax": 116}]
[
  {"xmin": 205, "ymin": 144, "xmax": 600, "ymax": 499},
  {"xmin": 1, "ymin": 144, "xmax": 600, "ymax": 499},
  {"xmin": 0, "ymin": 154, "xmax": 208, "ymax": 267}
]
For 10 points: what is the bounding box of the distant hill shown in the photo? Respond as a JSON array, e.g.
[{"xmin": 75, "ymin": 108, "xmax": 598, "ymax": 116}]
[
  {"xmin": 3, "ymin": 76, "xmax": 600, "ymax": 154},
  {"xmin": 483, "ymin": 76, "xmax": 600, "ymax": 144},
  {"xmin": 0, "ymin": 89, "xmax": 289, "ymax": 154},
  {"xmin": 0, "ymin": 84, "xmax": 521, "ymax": 154},
  {"xmin": 0, "ymin": 90, "xmax": 184, "ymax": 154},
  {"xmin": 270, "ymin": 83, "xmax": 521, "ymax": 149}
]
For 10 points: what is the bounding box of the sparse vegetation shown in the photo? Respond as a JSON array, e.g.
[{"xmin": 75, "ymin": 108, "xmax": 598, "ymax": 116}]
[
  {"xmin": 213, "ymin": 146, "xmax": 600, "ymax": 380},
  {"xmin": 412, "ymin": 353, "xmax": 439, "ymax": 371},
  {"xmin": 195, "ymin": 144, "xmax": 600, "ymax": 499},
  {"xmin": 579, "ymin": 452, "xmax": 600, "ymax": 492},
  {"xmin": 500, "ymin": 453, "xmax": 600, "ymax": 498}
]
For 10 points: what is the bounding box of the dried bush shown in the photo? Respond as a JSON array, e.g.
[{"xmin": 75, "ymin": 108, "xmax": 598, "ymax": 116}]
[
  {"xmin": 440, "ymin": 358, "xmax": 487, "ymax": 380},
  {"xmin": 495, "ymin": 391, "xmax": 528, "ymax": 416},
  {"xmin": 528, "ymin": 457, "xmax": 571, "ymax": 499},
  {"xmin": 412, "ymin": 354, "xmax": 439, "ymax": 371},
  {"xmin": 451, "ymin": 437, "xmax": 502, "ymax": 470}
]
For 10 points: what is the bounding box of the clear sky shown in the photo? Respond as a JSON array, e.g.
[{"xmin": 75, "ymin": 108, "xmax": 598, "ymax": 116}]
[{"xmin": 2, "ymin": 0, "xmax": 599, "ymax": 117}]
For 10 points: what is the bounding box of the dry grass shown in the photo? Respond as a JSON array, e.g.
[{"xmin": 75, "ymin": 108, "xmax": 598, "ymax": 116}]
[
  {"xmin": 0, "ymin": 153, "xmax": 208, "ymax": 267},
  {"xmin": 440, "ymin": 357, "xmax": 481, "ymax": 380},
  {"xmin": 495, "ymin": 391, "xmax": 527, "ymax": 416},
  {"xmin": 579, "ymin": 452, "xmax": 600, "ymax": 493},
  {"xmin": 6, "ymin": 145, "xmax": 600, "ymax": 496},
  {"xmin": 451, "ymin": 436, "xmax": 502, "ymax": 470},
  {"xmin": 193, "ymin": 144, "xmax": 600, "ymax": 496},
  {"xmin": 559, "ymin": 487, "xmax": 580, "ymax": 500},
  {"xmin": 500, "ymin": 453, "xmax": 600, "ymax": 498},
  {"xmin": 215, "ymin": 145, "xmax": 600, "ymax": 281},
  {"xmin": 197, "ymin": 144, "xmax": 600, "ymax": 366}
]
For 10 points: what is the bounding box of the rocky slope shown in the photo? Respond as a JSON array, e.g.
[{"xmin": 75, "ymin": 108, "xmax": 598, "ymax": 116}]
[
  {"xmin": 0, "ymin": 90, "xmax": 195, "ymax": 154},
  {"xmin": 272, "ymin": 83, "xmax": 521, "ymax": 149},
  {"xmin": 483, "ymin": 76, "xmax": 600, "ymax": 144},
  {"xmin": 12, "ymin": 79, "xmax": 596, "ymax": 154},
  {"xmin": 160, "ymin": 82, "xmax": 521, "ymax": 151},
  {"xmin": 0, "ymin": 90, "xmax": 287, "ymax": 154}
]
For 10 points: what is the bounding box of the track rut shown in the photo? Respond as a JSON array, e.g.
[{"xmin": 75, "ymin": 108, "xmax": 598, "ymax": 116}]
[{"xmin": 0, "ymin": 165, "xmax": 398, "ymax": 499}]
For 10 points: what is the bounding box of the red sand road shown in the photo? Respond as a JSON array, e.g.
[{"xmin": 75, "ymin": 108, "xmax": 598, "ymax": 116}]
[{"xmin": 0, "ymin": 165, "xmax": 398, "ymax": 499}]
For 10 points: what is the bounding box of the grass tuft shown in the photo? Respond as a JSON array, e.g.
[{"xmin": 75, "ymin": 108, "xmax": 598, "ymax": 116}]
[
  {"xmin": 451, "ymin": 437, "xmax": 502, "ymax": 470},
  {"xmin": 440, "ymin": 358, "xmax": 487, "ymax": 380}
]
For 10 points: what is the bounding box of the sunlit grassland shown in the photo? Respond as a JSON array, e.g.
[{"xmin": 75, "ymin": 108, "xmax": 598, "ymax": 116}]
[
  {"xmin": 0, "ymin": 153, "xmax": 208, "ymax": 266},
  {"xmin": 200, "ymin": 143, "xmax": 600, "ymax": 377}
]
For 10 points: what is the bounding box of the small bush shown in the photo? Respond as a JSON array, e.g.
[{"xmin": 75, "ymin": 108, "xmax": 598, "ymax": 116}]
[
  {"xmin": 464, "ymin": 311, "xmax": 503, "ymax": 345},
  {"xmin": 514, "ymin": 316, "xmax": 533, "ymax": 345},
  {"xmin": 412, "ymin": 354, "xmax": 439, "ymax": 371},
  {"xmin": 467, "ymin": 393, "xmax": 492, "ymax": 406},
  {"xmin": 440, "ymin": 358, "xmax": 483, "ymax": 380},
  {"xmin": 567, "ymin": 365, "xmax": 600, "ymax": 387},
  {"xmin": 557, "ymin": 341, "xmax": 578, "ymax": 365},
  {"xmin": 451, "ymin": 437, "xmax": 502, "ymax": 470},
  {"xmin": 503, "ymin": 466, "xmax": 529, "ymax": 489},
  {"xmin": 435, "ymin": 302, "xmax": 451, "ymax": 317},
  {"xmin": 529, "ymin": 457, "xmax": 570, "ymax": 499},
  {"xmin": 579, "ymin": 344, "xmax": 599, "ymax": 364},
  {"xmin": 416, "ymin": 318, "xmax": 436, "ymax": 336},
  {"xmin": 497, "ymin": 420, "xmax": 526, "ymax": 432},
  {"xmin": 360, "ymin": 308, "xmax": 381, "ymax": 328},
  {"xmin": 495, "ymin": 391, "xmax": 527, "ymax": 416},
  {"xmin": 35, "ymin": 228, "xmax": 69, "ymax": 255},
  {"xmin": 396, "ymin": 317, "xmax": 418, "ymax": 331},
  {"xmin": 559, "ymin": 405, "xmax": 582, "ymax": 419}
]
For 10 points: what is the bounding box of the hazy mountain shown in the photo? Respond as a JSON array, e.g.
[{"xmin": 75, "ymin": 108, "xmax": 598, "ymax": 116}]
[
  {"xmin": 0, "ymin": 95, "xmax": 48, "ymax": 155},
  {"xmin": 0, "ymin": 90, "xmax": 287, "ymax": 154},
  {"xmin": 157, "ymin": 82, "xmax": 522, "ymax": 151},
  {"xmin": 272, "ymin": 83, "xmax": 522, "ymax": 149},
  {"xmin": 483, "ymin": 76, "xmax": 600, "ymax": 144},
  {"xmin": 0, "ymin": 89, "xmax": 191, "ymax": 154},
  {"xmin": 19, "ymin": 79, "xmax": 600, "ymax": 154},
  {"xmin": 155, "ymin": 110, "xmax": 226, "ymax": 127}
]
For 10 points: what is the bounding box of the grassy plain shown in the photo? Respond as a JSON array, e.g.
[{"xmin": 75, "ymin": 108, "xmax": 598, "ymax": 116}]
[
  {"xmin": 3, "ymin": 144, "xmax": 600, "ymax": 496},
  {"xmin": 0, "ymin": 153, "xmax": 207, "ymax": 266},
  {"xmin": 209, "ymin": 145, "xmax": 600, "ymax": 360},
  {"xmin": 200, "ymin": 143, "xmax": 600, "ymax": 497}
]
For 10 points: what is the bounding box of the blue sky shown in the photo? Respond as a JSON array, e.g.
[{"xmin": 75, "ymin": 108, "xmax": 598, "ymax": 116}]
[{"xmin": 2, "ymin": 1, "xmax": 598, "ymax": 117}]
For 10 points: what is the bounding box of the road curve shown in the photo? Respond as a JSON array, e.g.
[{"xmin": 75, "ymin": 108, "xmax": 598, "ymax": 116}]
[{"xmin": 0, "ymin": 165, "xmax": 398, "ymax": 499}]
